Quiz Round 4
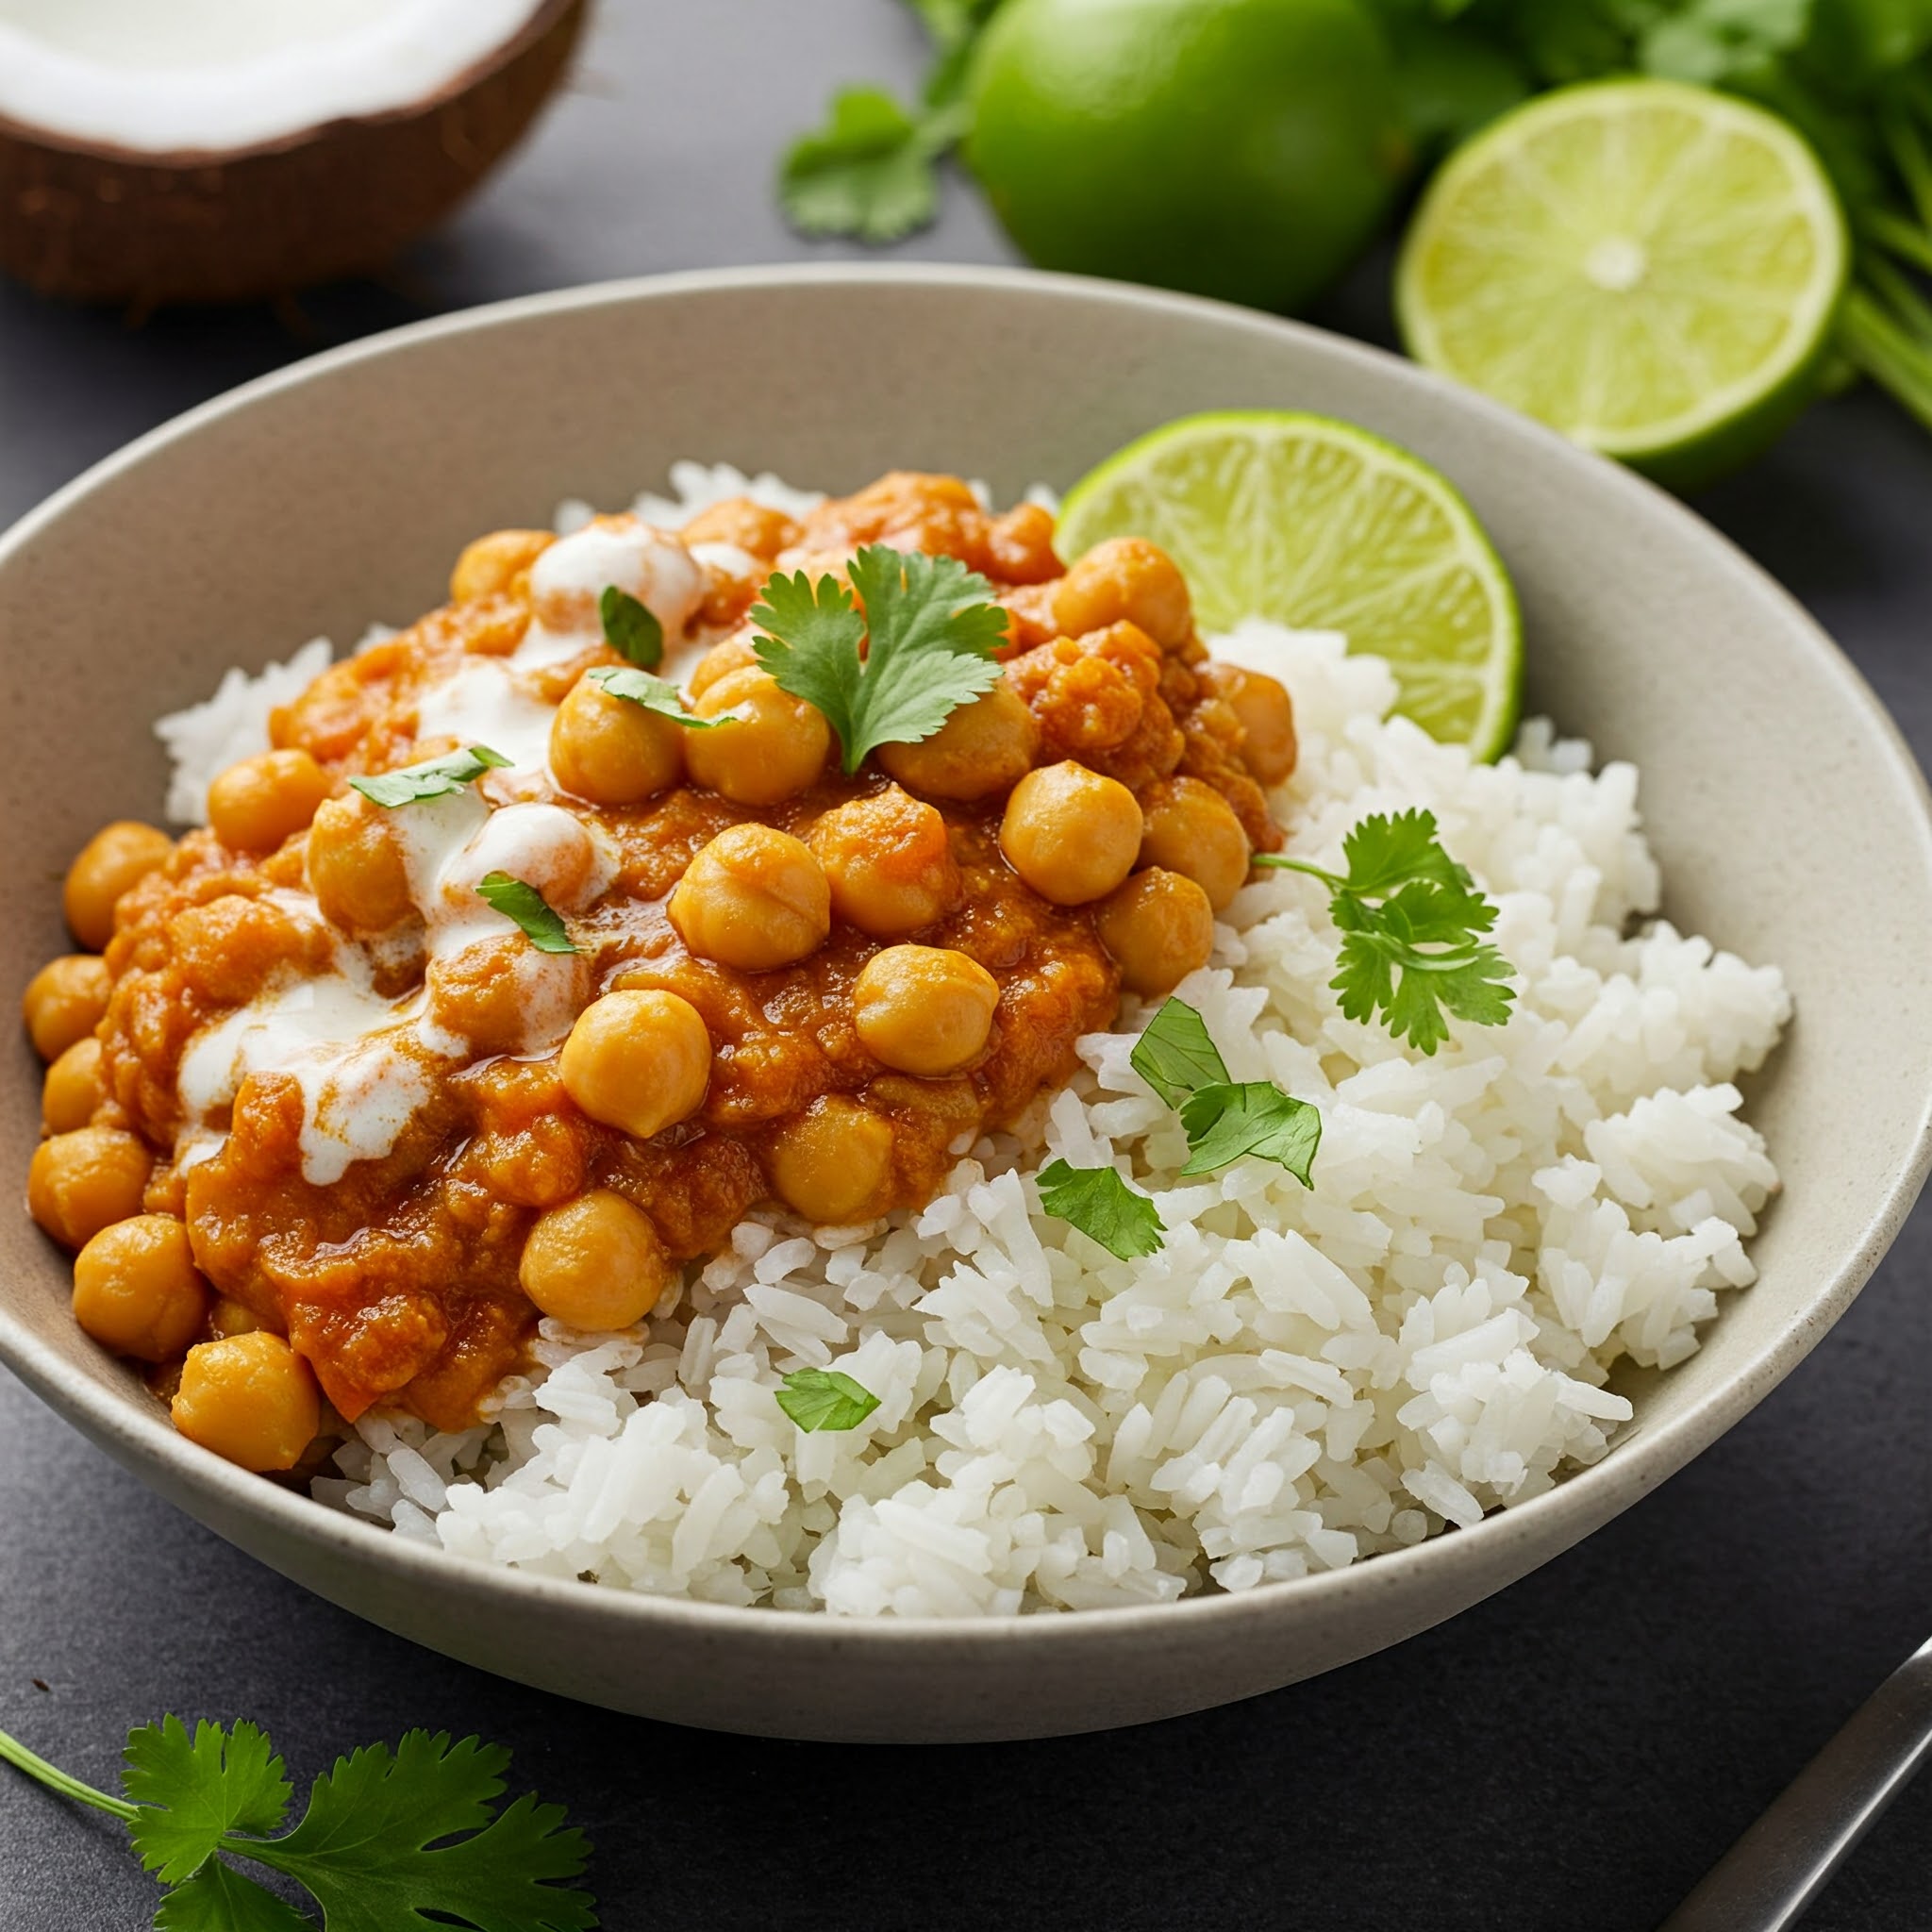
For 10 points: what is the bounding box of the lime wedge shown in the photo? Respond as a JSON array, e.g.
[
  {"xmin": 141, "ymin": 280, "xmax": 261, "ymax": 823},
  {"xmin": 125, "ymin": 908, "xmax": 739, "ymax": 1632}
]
[
  {"xmin": 1397, "ymin": 78, "xmax": 1847, "ymax": 488},
  {"xmin": 1056, "ymin": 410, "xmax": 1523, "ymax": 760}
]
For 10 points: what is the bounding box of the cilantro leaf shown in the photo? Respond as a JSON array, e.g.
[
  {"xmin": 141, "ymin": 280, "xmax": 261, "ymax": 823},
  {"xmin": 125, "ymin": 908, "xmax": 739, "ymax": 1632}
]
[
  {"xmin": 1128, "ymin": 997, "xmax": 1232, "ymax": 1108},
  {"xmin": 585, "ymin": 665, "xmax": 727, "ymax": 727},
  {"xmin": 475, "ymin": 874, "xmax": 577, "ymax": 955},
  {"xmin": 599, "ymin": 586, "xmax": 663, "ymax": 669},
  {"xmin": 350, "ymin": 745, "xmax": 510, "ymax": 808},
  {"xmin": 752, "ymin": 544, "xmax": 1006, "ymax": 774},
  {"xmin": 1258, "ymin": 809, "xmax": 1516, "ymax": 1055},
  {"xmin": 245, "ymin": 1731, "xmax": 594, "ymax": 1932},
  {"xmin": 153, "ymin": 1857, "xmax": 312, "ymax": 1931},
  {"xmin": 1177, "ymin": 1082, "xmax": 1324, "ymax": 1185},
  {"xmin": 125, "ymin": 1719, "xmax": 291, "ymax": 1886},
  {"xmin": 1036, "ymin": 1159, "xmax": 1166, "ymax": 1258},
  {"xmin": 779, "ymin": 87, "xmax": 947, "ymax": 242},
  {"xmin": 775, "ymin": 1367, "xmax": 881, "ymax": 1432}
]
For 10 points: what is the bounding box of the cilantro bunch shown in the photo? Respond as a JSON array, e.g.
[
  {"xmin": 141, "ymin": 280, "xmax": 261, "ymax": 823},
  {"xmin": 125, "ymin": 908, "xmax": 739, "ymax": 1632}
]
[{"xmin": 0, "ymin": 1715, "xmax": 593, "ymax": 1929}]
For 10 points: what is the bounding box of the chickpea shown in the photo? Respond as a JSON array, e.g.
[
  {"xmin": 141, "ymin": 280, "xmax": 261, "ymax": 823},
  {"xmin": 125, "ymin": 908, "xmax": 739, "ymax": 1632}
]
[
  {"xmin": 171, "ymin": 1331, "xmax": 321, "ymax": 1472},
  {"xmin": 1138, "ymin": 776, "xmax": 1251, "ymax": 911},
  {"xmin": 684, "ymin": 667, "xmax": 831, "ymax": 806},
  {"xmin": 877, "ymin": 682, "xmax": 1040, "ymax": 801},
  {"xmin": 767, "ymin": 1096, "xmax": 894, "ymax": 1224},
  {"xmin": 22, "ymin": 954, "xmax": 109, "ymax": 1061},
  {"xmin": 999, "ymin": 760, "xmax": 1142, "ymax": 906},
  {"xmin": 680, "ymin": 498, "xmax": 802, "ymax": 558},
  {"xmin": 808, "ymin": 788, "xmax": 961, "ymax": 938},
  {"xmin": 1209, "ymin": 663, "xmax": 1298, "ymax": 786},
  {"xmin": 1053, "ymin": 538, "xmax": 1194, "ymax": 650},
  {"xmin": 209, "ymin": 1297, "xmax": 264, "ymax": 1339},
  {"xmin": 450, "ymin": 527, "xmax": 553, "ymax": 603},
  {"xmin": 1096, "ymin": 869, "xmax": 1216, "ymax": 996},
  {"xmin": 307, "ymin": 793, "xmax": 415, "ymax": 933},
  {"xmin": 549, "ymin": 675, "xmax": 685, "ymax": 805},
  {"xmin": 71, "ymin": 1214, "xmax": 210, "ymax": 1361},
  {"xmin": 207, "ymin": 749, "xmax": 331, "ymax": 854},
  {"xmin": 63, "ymin": 822, "xmax": 173, "ymax": 951},
  {"xmin": 27, "ymin": 1127, "xmax": 153, "ymax": 1250},
  {"xmin": 854, "ymin": 945, "xmax": 999, "ymax": 1075},
  {"xmin": 559, "ymin": 990, "xmax": 711, "ymax": 1141},
  {"xmin": 685, "ymin": 633, "xmax": 760, "ymax": 697},
  {"xmin": 520, "ymin": 1189, "xmax": 675, "ymax": 1329},
  {"xmin": 670, "ymin": 824, "xmax": 829, "ymax": 971},
  {"xmin": 42, "ymin": 1037, "xmax": 107, "ymax": 1134}
]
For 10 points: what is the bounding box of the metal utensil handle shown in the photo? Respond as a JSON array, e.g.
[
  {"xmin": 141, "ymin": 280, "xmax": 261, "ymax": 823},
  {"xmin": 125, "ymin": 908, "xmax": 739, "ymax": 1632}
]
[{"xmin": 1658, "ymin": 1635, "xmax": 1932, "ymax": 1932}]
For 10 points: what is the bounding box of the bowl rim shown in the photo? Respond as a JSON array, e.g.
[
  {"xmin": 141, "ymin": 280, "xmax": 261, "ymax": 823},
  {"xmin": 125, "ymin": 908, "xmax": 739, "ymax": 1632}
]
[{"xmin": 5, "ymin": 259, "xmax": 1930, "ymax": 1654}]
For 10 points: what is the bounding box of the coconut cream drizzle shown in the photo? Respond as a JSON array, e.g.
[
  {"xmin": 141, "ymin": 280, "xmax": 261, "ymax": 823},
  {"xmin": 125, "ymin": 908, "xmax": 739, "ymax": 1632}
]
[{"xmin": 515, "ymin": 516, "xmax": 706, "ymax": 672}]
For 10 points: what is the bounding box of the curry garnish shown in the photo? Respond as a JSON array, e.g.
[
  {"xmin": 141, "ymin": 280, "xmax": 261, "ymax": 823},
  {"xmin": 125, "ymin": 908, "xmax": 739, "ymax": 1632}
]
[
  {"xmin": 775, "ymin": 1367, "xmax": 882, "ymax": 1433},
  {"xmin": 751, "ymin": 543, "xmax": 1008, "ymax": 774},
  {"xmin": 1036, "ymin": 1158, "xmax": 1166, "ymax": 1259},
  {"xmin": 1130, "ymin": 997, "xmax": 1322, "ymax": 1188},
  {"xmin": 598, "ymin": 584, "xmax": 664, "ymax": 669},
  {"xmin": 475, "ymin": 873, "xmax": 578, "ymax": 956},
  {"xmin": 0, "ymin": 1714, "xmax": 595, "ymax": 1930},
  {"xmin": 1257, "ymin": 808, "xmax": 1516, "ymax": 1056},
  {"xmin": 348, "ymin": 744, "xmax": 511, "ymax": 808},
  {"xmin": 585, "ymin": 665, "xmax": 729, "ymax": 727}
]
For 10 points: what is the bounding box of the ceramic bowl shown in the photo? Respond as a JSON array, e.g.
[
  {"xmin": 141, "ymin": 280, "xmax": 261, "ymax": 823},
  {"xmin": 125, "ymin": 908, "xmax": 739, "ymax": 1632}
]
[{"xmin": 3, "ymin": 267, "xmax": 1929, "ymax": 1742}]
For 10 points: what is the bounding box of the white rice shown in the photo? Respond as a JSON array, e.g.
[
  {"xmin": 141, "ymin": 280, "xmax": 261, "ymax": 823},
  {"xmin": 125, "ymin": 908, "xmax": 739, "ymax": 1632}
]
[{"xmin": 157, "ymin": 470, "xmax": 1791, "ymax": 1617}]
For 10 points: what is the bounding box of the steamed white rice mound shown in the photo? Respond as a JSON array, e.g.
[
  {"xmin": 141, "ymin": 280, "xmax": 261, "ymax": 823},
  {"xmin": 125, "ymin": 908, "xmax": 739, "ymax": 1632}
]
[{"xmin": 164, "ymin": 464, "xmax": 1790, "ymax": 1615}]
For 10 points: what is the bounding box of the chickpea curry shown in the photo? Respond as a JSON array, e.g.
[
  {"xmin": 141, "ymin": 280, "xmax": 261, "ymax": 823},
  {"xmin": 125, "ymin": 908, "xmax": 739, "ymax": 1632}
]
[{"xmin": 22, "ymin": 472, "xmax": 1297, "ymax": 1474}]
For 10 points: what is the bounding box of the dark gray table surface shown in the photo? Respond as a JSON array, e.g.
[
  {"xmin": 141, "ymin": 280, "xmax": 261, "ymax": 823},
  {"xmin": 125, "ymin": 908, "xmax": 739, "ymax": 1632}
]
[{"xmin": 3, "ymin": 5, "xmax": 1929, "ymax": 1927}]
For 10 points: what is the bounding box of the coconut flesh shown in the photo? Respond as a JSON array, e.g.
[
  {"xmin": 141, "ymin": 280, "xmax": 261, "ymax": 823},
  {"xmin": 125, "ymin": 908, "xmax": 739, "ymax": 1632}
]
[
  {"xmin": 0, "ymin": 0, "xmax": 554, "ymax": 152},
  {"xmin": 0, "ymin": 0, "xmax": 584, "ymax": 303}
]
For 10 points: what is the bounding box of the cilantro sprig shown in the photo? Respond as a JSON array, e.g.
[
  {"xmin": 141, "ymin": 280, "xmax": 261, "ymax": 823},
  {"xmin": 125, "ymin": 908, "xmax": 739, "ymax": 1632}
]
[
  {"xmin": 1036, "ymin": 1159, "xmax": 1166, "ymax": 1258},
  {"xmin": 1257, "ymin": 808, "xmax": 1515, "ymax": 1056},
  {"xmin": 350, "ymin": 744, "xmax": 510, "ymax": 808},
  {"xmin": 476, "ymin": 873, "xmax": 578, "ymax": 955},
  {"xmin": 0, "ymin": 1714, "xmax": 594, "ymax": 1930},
  {"xmin": 1127, "ymin": 998, "xmax": 1323, "ymax": 1187},
  {"xmin": 599, "ymin": 585, "xmax": 663, "ymax": 669},
  {"xmin": 751, "ymin": 544, "xmax": 1008, "ymax": 774},
  {"xmin": 776, "ymin": 1367, "xmax": 881, "ymax": 1432}
]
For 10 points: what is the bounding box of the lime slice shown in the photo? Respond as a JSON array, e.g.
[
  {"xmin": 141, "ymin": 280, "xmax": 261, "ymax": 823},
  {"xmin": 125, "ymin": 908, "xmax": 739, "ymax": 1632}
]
[
  {"xmin": 1056, "ymin": 410, "xmax": 1523, "ymax": 760},
  {"xmin": 1396, "ymin": 78, "xmax": 1847, "ymax": 487}
]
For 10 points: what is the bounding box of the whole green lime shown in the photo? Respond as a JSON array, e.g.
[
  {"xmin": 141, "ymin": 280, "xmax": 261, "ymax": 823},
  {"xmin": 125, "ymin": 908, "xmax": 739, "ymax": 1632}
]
[{"xmin": 965, "ymin": 0, "xmax": 1407, "ymax": 314}]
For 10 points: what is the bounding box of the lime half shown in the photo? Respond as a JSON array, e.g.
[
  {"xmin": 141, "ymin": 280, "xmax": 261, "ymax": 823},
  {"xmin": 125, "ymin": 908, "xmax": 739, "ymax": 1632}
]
[
  {"xmin": 1056, "ymin": 410, "xmax": 1523, "ymax": 760},
  {"xmin": 1397, "ymin": 79, "xmax": 1847, "ymax": 488}
]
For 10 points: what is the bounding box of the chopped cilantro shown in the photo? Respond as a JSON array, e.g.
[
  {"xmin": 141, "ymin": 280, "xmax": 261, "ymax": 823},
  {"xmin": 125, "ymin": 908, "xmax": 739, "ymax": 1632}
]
[
  {"xmin": 586, "ymin": 664, "xmax": 728, "ymax": 727},
  {"xmin": 475, "ymin": 873, "xmax": 577, "ymax": 955},
  {"xmin": 1036, "ymin": 1159, "xmax": 1166, "ymax": 1258},
  {"xmin": 1128, "ymin": 996, "xmax": 1232, "ymax": 1108},
  {"xmin": 1176, "ymin": 1082, "xmax": 1322, "ymax": 1185},
  {"xmin": 776, "ymin": 1367, "xmax": 881, "ymax": 1433},
  {"xmin": 1257, "ymin": 808, "xmax": 1516, "ymax": 1056},
  {"xmin": 349, "ymin": 744, "xmax": 510, "ymax": 808},
  {"xmin": 599, "ymin": 585, "xmax": 663, "ymax": 669},
  {"xmin": 0, "ymin": 1715, "xmax": 594, "ymax": 1930},
  {"xmin": 751, "ymin": 544, "xmax": 1007, "ymax": 774}
]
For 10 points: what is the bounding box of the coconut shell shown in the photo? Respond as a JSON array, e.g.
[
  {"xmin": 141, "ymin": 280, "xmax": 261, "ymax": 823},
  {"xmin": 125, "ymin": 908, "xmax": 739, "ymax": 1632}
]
[{"xmin": 0, "ymin": 0, "xmax": 588, "ymax": 308}]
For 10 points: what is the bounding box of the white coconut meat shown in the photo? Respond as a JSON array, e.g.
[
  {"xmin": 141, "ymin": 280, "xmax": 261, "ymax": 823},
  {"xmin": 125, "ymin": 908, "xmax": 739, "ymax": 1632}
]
[{"xmin": 0, "ymin": 0, "xmax": 554, "ymax": 154}]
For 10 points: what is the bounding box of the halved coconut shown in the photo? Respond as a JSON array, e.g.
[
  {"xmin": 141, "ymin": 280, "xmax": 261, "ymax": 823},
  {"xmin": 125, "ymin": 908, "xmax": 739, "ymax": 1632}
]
[{"xmin": 0, "ymin": 0, "xmax": 587, "ymax": 307}]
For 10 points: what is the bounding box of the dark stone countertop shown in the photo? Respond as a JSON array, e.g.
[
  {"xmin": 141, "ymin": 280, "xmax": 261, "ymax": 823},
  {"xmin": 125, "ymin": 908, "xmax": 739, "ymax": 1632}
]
[{"xmin": 2, "ymin": 5, "xmax": 1927, "ymax": 1925}]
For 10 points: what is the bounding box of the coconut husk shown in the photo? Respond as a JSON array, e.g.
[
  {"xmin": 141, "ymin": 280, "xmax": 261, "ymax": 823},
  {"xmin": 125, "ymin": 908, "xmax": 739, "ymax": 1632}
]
[{"xmin": 0, "ymin": 0, "xmax": 588, "ymax": 308}]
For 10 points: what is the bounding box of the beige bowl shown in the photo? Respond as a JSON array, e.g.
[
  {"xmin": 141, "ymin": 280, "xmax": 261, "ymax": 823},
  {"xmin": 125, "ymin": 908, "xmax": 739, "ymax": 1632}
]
[{"xmin": 3, "ymin": 267, "xmax": 1929, "ymax": 1741}]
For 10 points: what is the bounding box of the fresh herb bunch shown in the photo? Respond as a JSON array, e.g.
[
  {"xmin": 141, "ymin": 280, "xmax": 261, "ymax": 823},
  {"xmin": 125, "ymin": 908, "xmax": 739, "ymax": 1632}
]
[
  {"xmin": 1257, "ymin": 808, "xmax": 1515, "ymax": 1055},
  {"xmin": 0, "ymin": 1715, "xmax": 594, "ymax": 1930}
]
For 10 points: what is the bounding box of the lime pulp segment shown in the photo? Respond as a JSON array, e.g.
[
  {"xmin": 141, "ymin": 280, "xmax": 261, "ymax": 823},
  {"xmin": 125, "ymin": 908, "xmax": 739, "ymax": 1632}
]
[
  {"xmin": 1056, "ymin": 411, "xmax": 1522, "ymax": 761},
  {"xmin": 1396, "ymin": 79, "xmax": 1847, "ymax": 465}
]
